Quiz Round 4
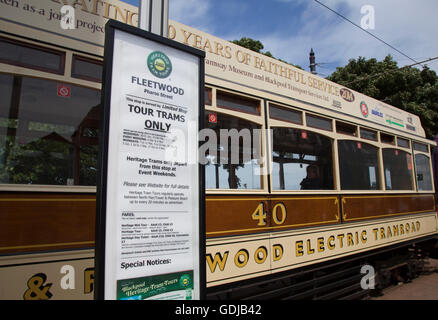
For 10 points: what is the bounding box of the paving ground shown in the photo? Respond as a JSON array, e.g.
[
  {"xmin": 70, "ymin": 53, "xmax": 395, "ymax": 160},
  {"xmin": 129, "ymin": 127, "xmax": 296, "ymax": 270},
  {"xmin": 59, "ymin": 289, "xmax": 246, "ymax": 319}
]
[{"xmin": 371, "ymin": 258, "xmax": 438, "ymax": 300}]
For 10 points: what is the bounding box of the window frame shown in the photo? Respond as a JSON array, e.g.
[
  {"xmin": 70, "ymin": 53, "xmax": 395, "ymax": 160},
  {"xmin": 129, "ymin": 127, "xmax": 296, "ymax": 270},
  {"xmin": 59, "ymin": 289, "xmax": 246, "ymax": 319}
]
[
  {"xmin": 215, "ymin": 88, "xmax": 261, "ymax": 116},
  {"xmin": 267, "ymin": 101, "xmax": 337, "ymax": 194},
  {"xmin": 270, "ymin": 126, "xmax": 336, "ymax": 192},
  {"xmin": 0, "ymin": 36, "xmax": 66, "ymax": 75},
  {"xmin": 305, "ymin": 112, "xmax": 333, "ymax": 132},
  {"xmin": 337, "ymin": 138, "xmax": 382, "ymax": 191},
  {"xmin": 412, "ymin": 145, "xmax": 435, "ymax": 193},
  {"xmin": 71, "ymin": 54, "xmax": 103, "ymax": 83},
  {"xmin": 0, "ymin": 41, "xmax": 101, "ymax": 193},
  {"xmin": 204, "ymin": 86, "xmax": 267, "ymax": 194},
  {"xmin": 381, "ymin": 147, "xmax": 415, "ymax": 191},
  {"xmin": 0, "ymin": 73, "xmax": 101, "ymax": 188},
  {"xmin": 268, "ymin": 102, "xmax": 303, "ymax": 125}
]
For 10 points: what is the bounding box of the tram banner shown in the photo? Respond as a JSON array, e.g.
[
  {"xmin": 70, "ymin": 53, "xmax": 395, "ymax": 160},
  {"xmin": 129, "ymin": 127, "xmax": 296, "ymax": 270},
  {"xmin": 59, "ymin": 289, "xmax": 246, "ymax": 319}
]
[{"xmin": 95, "ymin": 20, "xmax": 205, "ymax": 300}]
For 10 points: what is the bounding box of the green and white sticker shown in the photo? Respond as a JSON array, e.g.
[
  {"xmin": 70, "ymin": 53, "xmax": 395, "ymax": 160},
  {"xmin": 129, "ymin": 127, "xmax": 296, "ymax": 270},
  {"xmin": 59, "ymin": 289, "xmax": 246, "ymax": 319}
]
[
  {"xmin": 117, "ymin": 271, "xmax": 194, "ymax": 300},
  {"xmin": 147, "ymin": 51, "xmax": 172, "ymax": 79}
]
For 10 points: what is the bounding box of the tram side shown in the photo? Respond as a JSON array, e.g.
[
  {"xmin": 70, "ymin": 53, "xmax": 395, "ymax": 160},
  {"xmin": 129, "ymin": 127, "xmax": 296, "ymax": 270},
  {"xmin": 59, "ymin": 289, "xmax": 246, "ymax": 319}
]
[
  {"xmin": 0, "ymin": 2, "xmax": 437, "ymax": 299},
  {"xmin": 201, "ymin": 86, "xmax": 437, "ymax": 292}
]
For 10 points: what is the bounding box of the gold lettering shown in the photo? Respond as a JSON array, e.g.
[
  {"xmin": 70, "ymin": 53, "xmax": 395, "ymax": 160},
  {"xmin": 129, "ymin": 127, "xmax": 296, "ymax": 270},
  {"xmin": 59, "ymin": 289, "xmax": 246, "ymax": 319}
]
[
  {"xmin": 224, "ymin": 45, "xmax": 232, "ymax": 59},
  {"xmin": 234, "ymin": 250, "xmax": 249, "ymax": 268},
  {"xmin": 214, "ymin": 42, "xmax": 224, "ymax": 57},
  {"xmin": 254, "ymin": 246, "xmax": 268, "ymax": 264},
  {"xmin": 181, "ymin": 29, "xmax": 192, "ymax": 45},
  {"xmin": 84, "ymin": 268, "xmax": 94, "ymax": 294},
  {"xmin": 296, "ymin": 241, "xmax": 304, "ymax": 257},
  {"xmin": 400, "ymin": 224, "xmax": 405, "ymax": 235},
  {"xmin": 72, "ymin": 0, "xmax": 89, "ymax": 12},
  {"xmin": 387, "ymin": 226, "xmax": 392, "ymax": 238},
  {"xmin": 317, "ymin": 237, "xmax": 325, "ymax": 252},
  {"xmin": 90, "ymin": 0, "xmax": 103, "ymax": 16},
  {"xmin": 393, "ymin": 224, "xmax": 399, "ymax": 236},
  {"xmin": 411, "ymin": 222, "xmax": 416, "ymax": 232},
  {"xmin": 103, "ymin": 2, "xmax": 112, "ymax": 19},
  {"xmin": 405, "ymin": 223, "xmax": 410, "ymax": 233},
  {"xmin": 269, "ymin": 61, "xmax": 279, "ymax": 75},
  {"xmin": 236, "ymin": 50, "xmax": 251, "ymax": 64},
  {"xmin": 254, "ymin": 56, "xmax": 267, "ymax": 71},
  {"xmin": 206, "ymin": 252, "xmax": 229, "ymax": 273},
  {"xmin": 168, "ymin": 25, "xmax": 176, "ymax": 40},
  {"xmin": 273, "ymin": 244, "xmax": 283, "ymax": 261},
  {"xmin": 328, "ymin": 236, "xmax": 335, "ymax": 250},
  {"xmin": 347, "ymin": 233, "xmax": 354, "ymax": 246},
  {"xmin": 193, "ymin": 34, "xmax": 203, "ymax": 49},
  {"xmin": 361, "ymin": 230, "xmax": 367, "ymax": 243},
  {"xmin": 293, "ymin": 70, "xmax": 300, "ymax": 82},
  {"xmin": 128, "ymin": 12, "xmax": 138, "ymax": 26},
  {"xmin": 114, "ymin": 6, "xmax": 128, "ymax": 23},
  {"xmin": 279, "ymin": 65, "xmax": 288, "ymax": 78},
  {"xmin": 203, "ymin": 38, "xmax": 214, "ymax": 54},
  {"xmin": 380, "ymin": 227, "xmax": 386, "ymax": 239},
  {"xmin": 416, "ymin": 221, "xmax": 420, "ymax": 231},
  {"xmin": 372, "ymin": 228, "xmax": 378, "ymax": 240},
  {"xmin": 306, "ymin": 239, "xmax": 315, "ymax": 255},
  {"xmin": 337, "ymin": 234, "xmax": 345, "ymax": 248}
]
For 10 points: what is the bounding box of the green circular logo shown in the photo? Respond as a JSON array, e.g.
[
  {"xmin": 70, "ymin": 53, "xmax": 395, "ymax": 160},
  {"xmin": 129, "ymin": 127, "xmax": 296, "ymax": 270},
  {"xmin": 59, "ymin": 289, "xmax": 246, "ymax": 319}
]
[
  {"xmin": 147, "ymin": 51, "xmax": 172, "ymax": 78},
  {"xmin": 179, "ymin": 274, "xmax": 191, "ymax": 288}
]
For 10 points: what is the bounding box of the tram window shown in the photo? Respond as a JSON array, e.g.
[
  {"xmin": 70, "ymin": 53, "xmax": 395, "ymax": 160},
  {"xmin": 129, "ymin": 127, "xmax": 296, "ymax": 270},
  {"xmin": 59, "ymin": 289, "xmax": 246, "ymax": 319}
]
[
  {"xmin": 397, "ymin": 137, "xmax": 410, "ymax": 149},
  {"xmin": 216, "ymin": 91, "xmax": 260, "ymax": 115},
  {"xmin": 413, "ymin": 142, "xmax": 429, "ymax": 153},
  {"xmin": 336, "ymin": 121, "xmax": 357, "ymax": 136},
  {"xmin": 338, "ymin": 140, "xmax": 380, "ymax": 190},
  {"xmin": 0, "ymin": 37, "xmax": 65, "ymax": 74},
  {"xmin": 269, "ymin": 104, "xmax": 302, "ymax": 124},
  {"xmin": 360, "ymin": 128, "xmax": 378, "ymax": 141},
  {"xmin": 380, "ymin": 133, "xmax": 395, "ymax": 145},
  {"xmin": 306, "ymin": 114, "xmax": 332, "ymax": 131},
  {"xmin": 414, "ymin": 154, "xmax": 433, "ymax": 191},
  {"xmin": 382, "ymin": 149, "xmax": 413, "ymax": 190},
  {"xmin": 205, "ymin": 87, "xmax": 212, "ymax": 106},
  {"xmin": 271, "ymin": 128, "xmax": 334, "ymax": 190},
  {"xmin": 0, "ymin": 74, "xmax": 100, "ymax": 186},
  {"xmin": 203, "ymin": 113, "xmax": 262, "ymax": 190},
  {"xmin": 71, "ymin": 55, "xmax": 103, "ymax": 83}
]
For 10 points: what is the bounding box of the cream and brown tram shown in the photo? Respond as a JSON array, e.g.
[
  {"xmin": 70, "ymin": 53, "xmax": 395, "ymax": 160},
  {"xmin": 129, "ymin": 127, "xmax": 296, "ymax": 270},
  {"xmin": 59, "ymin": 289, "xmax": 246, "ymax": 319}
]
[{"xmin": 0, "ymin": 0, "xmax": 436, "ymax": 300}]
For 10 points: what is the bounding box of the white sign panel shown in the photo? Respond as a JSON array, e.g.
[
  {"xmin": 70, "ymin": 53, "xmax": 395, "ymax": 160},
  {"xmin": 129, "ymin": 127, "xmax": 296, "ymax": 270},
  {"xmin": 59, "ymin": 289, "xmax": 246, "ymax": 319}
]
[{"xmin": 97, "ymin": 22, "xmax": 204, "ymax": 300}]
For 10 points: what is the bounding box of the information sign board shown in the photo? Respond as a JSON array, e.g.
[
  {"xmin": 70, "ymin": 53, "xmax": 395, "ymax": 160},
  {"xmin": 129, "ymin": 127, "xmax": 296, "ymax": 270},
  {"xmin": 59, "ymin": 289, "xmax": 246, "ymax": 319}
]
[{"xmin": 95, "ymin": 20, "xmax": 205, "ymax": 300}]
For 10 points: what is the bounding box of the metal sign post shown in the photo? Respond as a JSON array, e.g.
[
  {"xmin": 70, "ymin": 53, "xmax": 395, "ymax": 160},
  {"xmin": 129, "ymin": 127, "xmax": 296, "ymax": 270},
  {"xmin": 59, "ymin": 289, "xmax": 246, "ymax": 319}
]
[{"xmin": 139, "ymin": 0, "xmax": 169, "ymax": 36}]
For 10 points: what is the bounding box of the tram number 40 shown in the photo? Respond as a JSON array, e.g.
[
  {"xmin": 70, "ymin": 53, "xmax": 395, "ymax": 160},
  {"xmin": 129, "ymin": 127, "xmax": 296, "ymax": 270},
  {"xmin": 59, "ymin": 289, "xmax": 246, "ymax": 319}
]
[{"xmin": 251, "ymin": 202, "xmax": 287, "ymax": 226}]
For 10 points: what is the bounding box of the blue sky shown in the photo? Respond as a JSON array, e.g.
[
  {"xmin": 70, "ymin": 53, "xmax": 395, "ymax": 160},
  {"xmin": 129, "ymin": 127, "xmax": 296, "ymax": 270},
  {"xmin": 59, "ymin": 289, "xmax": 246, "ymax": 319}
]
[{"xmin": 120, "ymin": 0, "xmax": 438, "ymax": 77}]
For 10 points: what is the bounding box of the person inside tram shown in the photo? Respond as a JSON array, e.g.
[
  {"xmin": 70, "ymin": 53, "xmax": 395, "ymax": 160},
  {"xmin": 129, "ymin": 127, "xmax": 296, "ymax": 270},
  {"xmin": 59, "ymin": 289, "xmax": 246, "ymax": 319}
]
[{"xmin": 300, "ymin": 164, "xmax": 322, "ymax": 190}]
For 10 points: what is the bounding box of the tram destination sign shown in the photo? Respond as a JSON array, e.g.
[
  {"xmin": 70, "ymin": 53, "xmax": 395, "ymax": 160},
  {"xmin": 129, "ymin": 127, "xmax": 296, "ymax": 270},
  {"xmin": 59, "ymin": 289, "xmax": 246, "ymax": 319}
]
[{"xmin": 95, "ymin": 20, "xmax": 205, "ymax": 300}]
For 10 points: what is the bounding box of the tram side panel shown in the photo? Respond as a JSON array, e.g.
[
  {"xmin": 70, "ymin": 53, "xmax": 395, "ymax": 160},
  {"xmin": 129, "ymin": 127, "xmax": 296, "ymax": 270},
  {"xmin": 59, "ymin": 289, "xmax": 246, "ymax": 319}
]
[
  {"xmin": 0, "ymin": 192, "xmax": 437, "ymax": 298},
  {"xmin": 205, "ymin": 194, "xmax": 438, "ymax": 287}
]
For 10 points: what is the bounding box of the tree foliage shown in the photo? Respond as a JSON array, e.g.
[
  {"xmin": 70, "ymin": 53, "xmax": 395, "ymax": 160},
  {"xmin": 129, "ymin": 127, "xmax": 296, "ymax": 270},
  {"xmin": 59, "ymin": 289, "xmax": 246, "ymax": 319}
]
[{"xmin": 327, "ymin": 55, "xmax": 438, "ymax": 139}]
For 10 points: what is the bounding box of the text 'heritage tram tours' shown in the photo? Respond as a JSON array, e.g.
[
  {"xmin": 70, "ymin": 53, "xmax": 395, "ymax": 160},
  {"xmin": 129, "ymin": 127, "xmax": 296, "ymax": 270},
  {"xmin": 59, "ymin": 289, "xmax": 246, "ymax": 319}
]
[{"xmin": 0, "ymin": 0, "xmax": 437, "ymax": 300}]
